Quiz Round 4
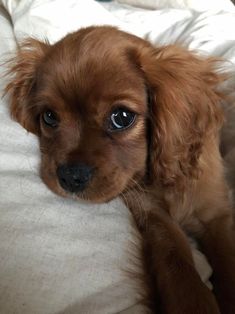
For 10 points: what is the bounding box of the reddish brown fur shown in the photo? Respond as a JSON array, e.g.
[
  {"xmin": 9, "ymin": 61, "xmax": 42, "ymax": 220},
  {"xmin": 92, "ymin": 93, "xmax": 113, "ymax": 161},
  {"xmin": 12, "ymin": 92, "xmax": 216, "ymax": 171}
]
[{"xmin": 5, "ymin": 26, "xmax": 235, "ymax": 313}]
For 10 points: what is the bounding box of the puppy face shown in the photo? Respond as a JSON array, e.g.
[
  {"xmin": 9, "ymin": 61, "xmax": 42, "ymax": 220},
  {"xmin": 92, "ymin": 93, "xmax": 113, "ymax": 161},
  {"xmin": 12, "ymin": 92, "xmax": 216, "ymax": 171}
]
[
  {"xmin": 37, "ymin": 38, "xmax": 148, "ymax": 202},
  {"xmin": 7, "ymin": 27, "xmax": 150, "ymax": 202},
  {"xmin": 6, "ymin": 26, "xmax": 224, "ymax": 202}
]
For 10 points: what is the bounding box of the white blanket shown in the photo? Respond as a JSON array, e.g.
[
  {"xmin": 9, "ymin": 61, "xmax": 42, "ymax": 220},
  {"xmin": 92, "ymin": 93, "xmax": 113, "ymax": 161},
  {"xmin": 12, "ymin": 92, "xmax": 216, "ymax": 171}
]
[
  {"xmin": 117, "ymin": 0, "xmax": 235, "ymax": 11},
  {"xmin": 0, "ymin": 1, "xmax": 235, "ymax": 313}
]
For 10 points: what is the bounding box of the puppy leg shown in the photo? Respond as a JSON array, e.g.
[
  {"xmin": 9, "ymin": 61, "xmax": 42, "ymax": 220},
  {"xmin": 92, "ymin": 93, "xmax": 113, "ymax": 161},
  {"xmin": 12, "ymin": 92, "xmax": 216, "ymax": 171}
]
[
  {"xmin": 198, "ymin": 214, "xmax": 235, "ymax": 314},
  {"xmin": 141, "ymin": 211, "xmax": 220, "ymax": 314}
]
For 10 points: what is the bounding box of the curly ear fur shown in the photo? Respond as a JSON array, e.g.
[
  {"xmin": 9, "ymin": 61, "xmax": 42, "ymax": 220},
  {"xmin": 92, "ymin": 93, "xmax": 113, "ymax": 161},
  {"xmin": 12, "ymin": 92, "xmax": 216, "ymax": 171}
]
[
  {"xmin": 4, "ymin": 38, "xmax": 49, "ymax": 134},
  {"xmin": 137, "ymin": 45, "xmax": 226, "ymax": 187}
]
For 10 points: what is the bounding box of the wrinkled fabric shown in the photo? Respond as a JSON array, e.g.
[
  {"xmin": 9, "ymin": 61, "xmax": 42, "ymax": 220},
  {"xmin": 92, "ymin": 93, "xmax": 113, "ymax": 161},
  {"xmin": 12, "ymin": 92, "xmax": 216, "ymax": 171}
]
[{"xmin": 116, "ymin": 0, "xmax": 235, "ymax": 11}]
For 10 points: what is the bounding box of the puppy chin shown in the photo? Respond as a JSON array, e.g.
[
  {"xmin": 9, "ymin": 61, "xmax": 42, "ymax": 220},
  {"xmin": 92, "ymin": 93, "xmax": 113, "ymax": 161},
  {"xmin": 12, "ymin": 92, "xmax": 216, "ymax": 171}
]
[
  {"xmin": 75, "ymin": 193, "xmax": 118, "ymax": 204},
  {"xmin": 52, "ymin": 184, "xmax": 120, "ymax": 204}
]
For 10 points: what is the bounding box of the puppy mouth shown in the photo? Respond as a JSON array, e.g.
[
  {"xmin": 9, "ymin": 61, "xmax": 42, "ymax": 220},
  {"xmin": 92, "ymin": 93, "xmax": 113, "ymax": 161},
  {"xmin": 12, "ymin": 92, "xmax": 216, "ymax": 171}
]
[
  {"xmin": 49, "ymin": 171, "xmax": 117, "ymax": 203},
  {"xmin": 41, "ymin": 158, "xmax": 131, "ymax": 203},
  {"xmin": 57, "ymin": 183, "xmax": 120, "ymax": 204},
  {"xmin": 57, "ymin": 174, "xmax": 128, "ymax": 204}
]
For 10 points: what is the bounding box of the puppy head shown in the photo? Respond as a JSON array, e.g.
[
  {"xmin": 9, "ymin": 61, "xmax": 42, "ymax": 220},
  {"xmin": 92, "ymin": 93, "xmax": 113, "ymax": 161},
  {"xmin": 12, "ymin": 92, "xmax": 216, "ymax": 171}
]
[{"xmin": 5, "ymin": 26, "xmax": 225, "ymax": 202}]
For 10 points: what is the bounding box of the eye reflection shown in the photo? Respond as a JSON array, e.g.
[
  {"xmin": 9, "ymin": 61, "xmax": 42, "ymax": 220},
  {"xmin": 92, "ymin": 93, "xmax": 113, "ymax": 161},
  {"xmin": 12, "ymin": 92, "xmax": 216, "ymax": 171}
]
[
  {"xmin": 42, "ymin": 110, "xmax": 58, "ymax": 128},
  {"xmin": 110, "ymin": 108, "xmax": 136, "ymax": 131}
]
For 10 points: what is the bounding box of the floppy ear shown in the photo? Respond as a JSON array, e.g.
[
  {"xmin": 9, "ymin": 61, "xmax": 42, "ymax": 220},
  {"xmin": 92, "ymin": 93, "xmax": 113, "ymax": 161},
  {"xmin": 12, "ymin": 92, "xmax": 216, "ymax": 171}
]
[
  {"xmin": 136, "ymin": 45, "xmax": 226, "ymax": 187},
  {"xmin": 4, "ymin": 38, "xmax": 49, "ymax": 134}
]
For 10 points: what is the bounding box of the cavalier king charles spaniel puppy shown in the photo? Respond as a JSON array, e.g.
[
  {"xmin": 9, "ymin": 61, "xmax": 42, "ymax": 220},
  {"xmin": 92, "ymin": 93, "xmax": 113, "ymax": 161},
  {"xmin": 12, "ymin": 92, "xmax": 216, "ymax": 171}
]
[{"xmin": 5, "ymin": 26, "xmax": 235, "ymax": 313}]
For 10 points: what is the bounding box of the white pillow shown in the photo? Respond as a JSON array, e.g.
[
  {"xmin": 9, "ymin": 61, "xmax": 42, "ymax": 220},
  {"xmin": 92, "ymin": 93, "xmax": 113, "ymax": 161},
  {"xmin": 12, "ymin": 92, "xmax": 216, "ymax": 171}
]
[
  {"xmin": 116, "ymin": 0, "xmax": 235, "ymax": 11},
  {"xmin": 1, "ymin": 0, "xmax": 123, "ymax": 43}
]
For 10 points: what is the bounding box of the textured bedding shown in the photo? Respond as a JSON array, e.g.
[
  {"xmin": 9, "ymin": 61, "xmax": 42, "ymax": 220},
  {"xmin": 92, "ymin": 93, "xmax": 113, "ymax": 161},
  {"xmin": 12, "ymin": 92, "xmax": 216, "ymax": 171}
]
[
  {"xmin": 116, "ymin": 0, "xmax": 235, "ymax": 11},
  {"xmin": 0, "ymin": 1, "xmax": 235, "ymax": 313}
]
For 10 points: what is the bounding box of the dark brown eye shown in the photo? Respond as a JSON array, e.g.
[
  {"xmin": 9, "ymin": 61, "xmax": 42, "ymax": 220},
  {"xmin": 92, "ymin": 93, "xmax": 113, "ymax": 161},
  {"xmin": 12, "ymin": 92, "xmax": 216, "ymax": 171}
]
[
  {"xmin": 109, "ymin": 108, "xmax": 136, "ymax": 131},
  {"xmin": 42, "ymin": 111, "xmax": 58, "ymax": 127}
]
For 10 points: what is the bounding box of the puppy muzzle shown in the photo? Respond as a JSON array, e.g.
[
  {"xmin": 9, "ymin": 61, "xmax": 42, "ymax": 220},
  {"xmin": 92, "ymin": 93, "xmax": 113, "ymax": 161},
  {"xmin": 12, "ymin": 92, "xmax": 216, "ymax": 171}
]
[{"xmin": 57, "ymin": 164, "xmax": 93, "ymax": 193}]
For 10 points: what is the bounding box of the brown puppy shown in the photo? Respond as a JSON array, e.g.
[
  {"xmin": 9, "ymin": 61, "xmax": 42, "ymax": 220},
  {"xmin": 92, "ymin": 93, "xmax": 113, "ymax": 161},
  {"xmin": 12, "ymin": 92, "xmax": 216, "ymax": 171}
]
[{"xmin": 5, "ymin": 26, "xmax": 235, "ymax": 313}]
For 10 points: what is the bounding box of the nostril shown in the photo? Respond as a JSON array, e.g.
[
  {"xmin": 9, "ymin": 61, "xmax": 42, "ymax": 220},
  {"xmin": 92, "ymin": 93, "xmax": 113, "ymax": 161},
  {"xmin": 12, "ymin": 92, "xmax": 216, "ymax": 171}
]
[
  {"xmin": 75, "ymin": 171, "xmax": 92, "ymax": 183},
  {"xmin": 60, "ymin": 177, "xmax": 67, "ymax": 185},
  {"xmin": 57, "ymin": 163, "xmax": 94, "ymax": 193}
]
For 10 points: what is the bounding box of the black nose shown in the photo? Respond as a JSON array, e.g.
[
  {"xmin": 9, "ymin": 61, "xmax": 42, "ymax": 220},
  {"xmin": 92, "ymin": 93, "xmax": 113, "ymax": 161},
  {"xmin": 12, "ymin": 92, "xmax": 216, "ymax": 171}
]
[{"xmin": 57, "ymin": 164, "xmax": 93, "ymax": 193}]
